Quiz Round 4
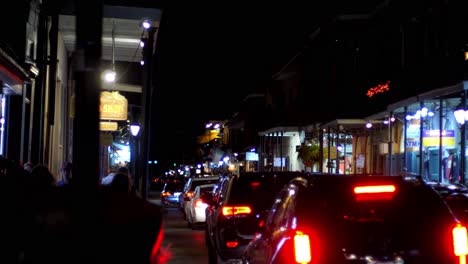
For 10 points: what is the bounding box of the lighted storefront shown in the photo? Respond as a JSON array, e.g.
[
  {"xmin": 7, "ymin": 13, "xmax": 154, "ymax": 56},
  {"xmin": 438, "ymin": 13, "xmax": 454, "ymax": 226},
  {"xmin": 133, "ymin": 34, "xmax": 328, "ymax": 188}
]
[
  {"xmin": 319, "ymin": 120, "xmax": 377, "ymax": 175},
  {"xmin": 392, "ymin": 92, "xmax": 467, "ymax": 184},
  {"xmin": 99, "ymin": 91, "xmax": 129, "ymax": 177},
  {"xmin": 317, "ymin": 81, "xmax": 468, "ymax": 185},
  {"xmin": 365, "ymin": 81, "xmax": 468, "ymax": 184}
]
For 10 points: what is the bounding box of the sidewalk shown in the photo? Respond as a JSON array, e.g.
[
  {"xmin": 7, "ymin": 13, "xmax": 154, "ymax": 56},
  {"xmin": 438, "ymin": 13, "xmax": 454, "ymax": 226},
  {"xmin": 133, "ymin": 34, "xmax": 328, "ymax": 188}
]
[{"xmin": 148, "ymin": 191, "xmax": 161, "ymax": 206}]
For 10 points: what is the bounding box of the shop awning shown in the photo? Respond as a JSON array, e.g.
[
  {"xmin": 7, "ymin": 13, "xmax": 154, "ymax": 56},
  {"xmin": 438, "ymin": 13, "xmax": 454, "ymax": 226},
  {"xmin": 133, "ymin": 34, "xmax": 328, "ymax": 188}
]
[{"xmin": 0, "ymin": 47, "xmax": 32, "ymax": 95}]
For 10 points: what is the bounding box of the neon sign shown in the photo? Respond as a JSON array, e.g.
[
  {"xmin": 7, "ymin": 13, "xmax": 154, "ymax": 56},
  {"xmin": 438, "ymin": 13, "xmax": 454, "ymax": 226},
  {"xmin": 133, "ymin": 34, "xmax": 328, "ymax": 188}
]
[{"xmin": 366, "ymin": 81, "xmax": 390, "ymax": 97}]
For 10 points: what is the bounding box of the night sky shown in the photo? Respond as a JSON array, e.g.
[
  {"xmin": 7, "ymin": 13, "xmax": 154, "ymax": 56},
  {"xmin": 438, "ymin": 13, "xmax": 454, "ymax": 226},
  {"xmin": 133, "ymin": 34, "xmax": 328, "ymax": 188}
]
[
  {"xmin": 148, "ymin": 1, "xmax": 468, "ymax": 167},
  {"xmin": 151, "ymin": 5, "xmax": 275, "ymax": 165}
]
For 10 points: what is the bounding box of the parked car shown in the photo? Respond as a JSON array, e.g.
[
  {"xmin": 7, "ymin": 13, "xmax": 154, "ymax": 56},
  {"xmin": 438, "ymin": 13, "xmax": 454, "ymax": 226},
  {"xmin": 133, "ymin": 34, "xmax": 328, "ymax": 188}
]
[
  {"xmin": 205, "ymin": 171, "xmax": 310, "ymax": 264},
  {"xmin": 242, "ymin": 174, "xmax": 468, "ymax": 264},
  {"xmin": 185, "ymin": 183, "xmax": 216, "ymax": 229},
  {"xmin": 179, "ymin": 175, "xmax": 220, "ymax": 219},
  {"xmin": 160, "ymin": 181, "xmax": 185, "ymax": 208}
]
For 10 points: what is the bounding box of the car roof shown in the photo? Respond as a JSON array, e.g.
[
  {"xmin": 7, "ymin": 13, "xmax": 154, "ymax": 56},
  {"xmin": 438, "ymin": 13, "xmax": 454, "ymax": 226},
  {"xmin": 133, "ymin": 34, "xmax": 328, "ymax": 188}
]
[
  {"xmin": 190, "ymin": 176, "xmax": 220, "ymax": 181},
  {"xmin": 195, "ymin": 183, "xmax": 216, "ymax": 189}
]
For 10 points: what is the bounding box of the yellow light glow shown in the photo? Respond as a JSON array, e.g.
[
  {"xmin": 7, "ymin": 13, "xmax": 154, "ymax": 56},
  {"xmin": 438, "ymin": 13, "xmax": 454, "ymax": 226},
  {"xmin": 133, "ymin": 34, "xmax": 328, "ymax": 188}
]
[
  {"xmin": 453, "ymin": 224, "xmax": 468, "ymax": 256},
  {"xmin": 294, "ymin": 232, "xmax": 311, "ymax": 263}
]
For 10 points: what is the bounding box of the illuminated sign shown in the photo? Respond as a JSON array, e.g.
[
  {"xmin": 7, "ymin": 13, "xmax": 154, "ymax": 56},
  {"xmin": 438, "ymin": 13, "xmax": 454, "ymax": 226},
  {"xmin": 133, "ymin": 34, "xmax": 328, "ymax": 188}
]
[
  {"xmin": 423, "ymin": 130, "xmax": 455, "ymax": 147},
  {"xmin": 366, "ymin": 81, "xmax": 390, "ymax": 97},
  {"xmin": 100, "ymin": 121, "xmax": 118, "ymax": 131},
  {"xmin": 100, "ymin": 91, "xmax": 128, "ymax": 120},
  {"xmin": 246, "ymin": 152, "xmax": 259, "ymax": 161}
]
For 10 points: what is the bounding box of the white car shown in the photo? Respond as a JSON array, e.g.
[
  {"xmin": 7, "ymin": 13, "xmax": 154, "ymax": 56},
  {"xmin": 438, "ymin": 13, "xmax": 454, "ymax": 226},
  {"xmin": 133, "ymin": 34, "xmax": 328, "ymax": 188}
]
[
  {"xmin": 179, "ymin": 176, "xmax": 220, "ymax": 219},
  {"xmin": 185, "ymin": 183, "xmax": 215, "ymax": 229}
]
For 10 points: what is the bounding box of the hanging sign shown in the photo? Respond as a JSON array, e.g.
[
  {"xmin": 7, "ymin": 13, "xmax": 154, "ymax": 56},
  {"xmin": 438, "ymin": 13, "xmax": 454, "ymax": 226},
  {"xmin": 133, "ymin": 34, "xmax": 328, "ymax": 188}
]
[
  {"xmin": 100, "ymin": 91, "xmax": 128, "ymax": 120},
  {"xmin": 100, "ymin": 121, "xmax": 118, "ymax": 131}
]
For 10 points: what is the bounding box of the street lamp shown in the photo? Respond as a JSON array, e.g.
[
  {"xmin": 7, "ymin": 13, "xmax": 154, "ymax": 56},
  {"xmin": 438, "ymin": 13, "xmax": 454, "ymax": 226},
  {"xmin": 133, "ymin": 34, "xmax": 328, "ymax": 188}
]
[
  {"xmin": 454, "ymin": 104, "xmax": 468, "ymax": 125},
  {"xmin": 130, "ymin": 123, "xmax": 141, "ymax": 192},
  {"xmin": 130, "ymin": 123, "xmax": 141, "ymax": 137}
]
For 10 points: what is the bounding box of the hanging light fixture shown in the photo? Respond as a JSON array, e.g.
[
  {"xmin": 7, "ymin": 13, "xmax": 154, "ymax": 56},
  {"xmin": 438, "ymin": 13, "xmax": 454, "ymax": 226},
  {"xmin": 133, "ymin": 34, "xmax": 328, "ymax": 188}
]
[
  {"xmin": 102, "ymin": 20, "xmax": 117, "ymax": 85},
  {"xmin": 142, "ymin": 19, "xmax": 151, "ymax": 30}
]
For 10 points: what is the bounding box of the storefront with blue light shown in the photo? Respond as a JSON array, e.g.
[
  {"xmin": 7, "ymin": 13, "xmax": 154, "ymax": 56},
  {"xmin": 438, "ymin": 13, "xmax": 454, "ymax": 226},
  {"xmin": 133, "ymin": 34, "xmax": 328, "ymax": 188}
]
[
  {"xmin": 385, "ymin": 81, "xmax": 468, "ymax": 184},
  {"xmin": 317, "ymin": 81, "xmax": 468, "ymax": 186}
]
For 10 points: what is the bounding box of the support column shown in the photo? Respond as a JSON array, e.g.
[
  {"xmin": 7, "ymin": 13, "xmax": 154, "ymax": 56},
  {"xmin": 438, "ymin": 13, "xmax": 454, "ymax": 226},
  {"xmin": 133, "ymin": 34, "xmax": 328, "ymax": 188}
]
[
  {"xmin": 72, "ymin": 0, "xmax": 102, "ymax": 260},
  {"xmin": 461, "ymin": 90, "xmax": 467, "ymax": 184},
  {"xmin": 30, "ymin": 11, "xmax": 49, "ymax": 165},
  {"xmin": 139, "ymin": 27, "xmax": 157, "ymax": 200},
  {"xmin": 280, "ymin": 131, "xmax": 284, "ymax": 171}
]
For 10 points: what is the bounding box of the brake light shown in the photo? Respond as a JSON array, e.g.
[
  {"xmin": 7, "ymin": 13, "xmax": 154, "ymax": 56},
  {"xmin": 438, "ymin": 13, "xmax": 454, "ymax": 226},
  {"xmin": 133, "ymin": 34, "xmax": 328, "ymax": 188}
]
[
  {"xmin": 186, "ymin": 191, "xmax": 194, "ymax": 198},
  {"xmin": 226, "ymin": 241, "xmax": 238, "ymax": 248},
  {"xmin": 354, "ymin": 185, "xmax": 396, "ymax": 194},
  {"xmin": 161, "ymin": 192, "xmax": 171, "ymax": 197},
  {"xmin": 251, "ymin": 181, "xmax": 261, "ymax": 187},
  {"xmin": 294, "ymin": 231, "xmax": 311, "ymax": 263},
  {"xmin": 453, "ymin": 224, "xmax": 468, "ymax": 258},
  {"xmin": 222, "ymin": 206, "xmax": 252, "ymax": 216},
  {"xmin": 353, "ymin": 184, "xmax": 396, "ymax": 201}
]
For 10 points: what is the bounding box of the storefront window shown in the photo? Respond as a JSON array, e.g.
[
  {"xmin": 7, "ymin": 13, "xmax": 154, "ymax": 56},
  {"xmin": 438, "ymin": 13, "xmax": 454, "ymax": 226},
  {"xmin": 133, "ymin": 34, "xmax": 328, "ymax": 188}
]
[
  {"xmin": 392, "ymin": 107, "xmax": 406, "ymax": 175},
  {"xmin": 405, "ymin": 103, "xmax": 422, "ymax": 176},
  {"xmin": 440, "ymin": 98, "xmax": 461, "ymax": 182},
  {"xmin": 420, "ymin": 100, "xmax": 441, "ymax": 182}
]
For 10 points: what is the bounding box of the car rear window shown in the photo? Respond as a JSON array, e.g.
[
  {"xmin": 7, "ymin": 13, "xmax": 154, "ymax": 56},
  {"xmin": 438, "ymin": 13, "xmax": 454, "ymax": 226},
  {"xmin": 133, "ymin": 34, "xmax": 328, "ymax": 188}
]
[
  {"xmin": 227, "ymin": 176, "xmax": 296, "ymax": 210},
  {"xmin": 163, "ymin": 183, "xmax": 184, "ymax": 192},
  {"xmin": 199, "ymin": 185, "xmax": 214, "ymax": 193},
  {"xmin": 189, "ymin": 178, "xmax": 219, "ymax": 191}
]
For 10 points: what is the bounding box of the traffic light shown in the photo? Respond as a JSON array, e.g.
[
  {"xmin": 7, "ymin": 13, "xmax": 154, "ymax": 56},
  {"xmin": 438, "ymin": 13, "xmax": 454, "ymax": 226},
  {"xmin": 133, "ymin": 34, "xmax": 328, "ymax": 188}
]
[{"xmin": 173, "ymin": 162, "xmax": 176, "ymax": 167}]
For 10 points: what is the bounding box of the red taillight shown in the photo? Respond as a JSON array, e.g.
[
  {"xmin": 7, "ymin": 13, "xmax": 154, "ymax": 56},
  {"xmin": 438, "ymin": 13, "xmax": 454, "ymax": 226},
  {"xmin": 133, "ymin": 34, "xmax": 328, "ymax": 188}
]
[
  {"xmin": 453, "ymin": 224, "xmax": 468, "ymax": 258},
  {"xmin": 294, "ymin": 231, "xmax": 311, "ymax": 263},
  {"xmin": 258, "ymin": 219, "xmax": 265, "ymax": 228},
  {"xmin": 222, "ymin": 206, "xmax": 252, "ymax": 216},
  {"xmin": 150, "ymin": 223, "xmax": 165, "ymax": 264},
  {"xmin": 250, "ymin": 181, "xmax": 261, "ymax": 187},
  {"xmin": 226, "ymin": 241, "xmax": 238, "ymax": 248},
  {"xmin": 353, "ymin": 184, "xmax": 396, "ymax": 201}
]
